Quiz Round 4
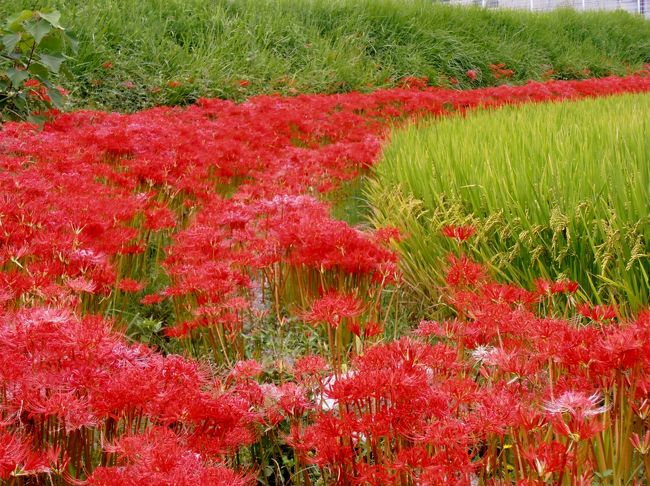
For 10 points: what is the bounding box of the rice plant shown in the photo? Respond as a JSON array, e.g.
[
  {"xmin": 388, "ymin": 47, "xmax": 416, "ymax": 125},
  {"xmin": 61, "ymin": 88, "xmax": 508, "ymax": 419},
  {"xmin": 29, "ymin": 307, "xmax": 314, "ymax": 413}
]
[{"xmin": 368, "ymin": 93, "xmax": 650, "ymax": 313}]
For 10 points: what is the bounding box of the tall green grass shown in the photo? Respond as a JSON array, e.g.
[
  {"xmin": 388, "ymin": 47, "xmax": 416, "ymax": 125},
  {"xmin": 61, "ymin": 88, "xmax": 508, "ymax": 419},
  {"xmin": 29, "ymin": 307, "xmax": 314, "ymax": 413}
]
[
  {"xmin": 3, "ymin": 0, "xmax": 650, "ymax": 111},
  {"xmin": 368, "ymin": 93, "xmax": 650, "ymax": 312}
]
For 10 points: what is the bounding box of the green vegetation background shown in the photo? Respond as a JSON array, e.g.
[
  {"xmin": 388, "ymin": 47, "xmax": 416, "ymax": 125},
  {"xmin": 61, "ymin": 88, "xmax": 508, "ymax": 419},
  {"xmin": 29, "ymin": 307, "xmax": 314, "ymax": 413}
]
[{"xmin": 3, "ymin": 0, "xmax": 650, "ymax": 111}]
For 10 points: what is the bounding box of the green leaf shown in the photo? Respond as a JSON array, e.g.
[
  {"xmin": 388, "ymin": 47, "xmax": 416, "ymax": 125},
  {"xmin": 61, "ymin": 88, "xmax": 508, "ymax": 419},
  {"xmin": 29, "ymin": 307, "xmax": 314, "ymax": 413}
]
[
  {"xmin": 38, "ymin": 33, "xmax": 64, "ymax": 52},
  {"xmin": 6, "ymin": 68, "xmax": 29, "ymax": 88},
  {"xmin": 24, "ymin": 19, "xmax": 52, "ymax": 44},
  {"xmin": 6, "ymin": 10, "xmax": 34, "ymax": 32},
  {"xmin": 2, "ymin": 8, "xmax": 72, "ymax": 122},
  {"xmin": 13, "ymin": 92, "xmax": 27, "ymax": 111},
  {"xmin": 1, "ymin": 32, "xmax": 21, "ymax": 52},
  {"xmin": 28, "ymin": 62, "xmax": 49, "ymax": 79},
  {"xmin": 36, "ymin": 11, "xmax": 62, "ymax": 29},
  {"xmin": 64, "ymin": 33, "xmax": 78, "ymax": 53},
  {"xmin": 38, "ymin": 53, "xmax": 64, "ymax": 73},
  {"xmin": 2, "ymin": 51, "xmax": 21, "ymax": 61}
]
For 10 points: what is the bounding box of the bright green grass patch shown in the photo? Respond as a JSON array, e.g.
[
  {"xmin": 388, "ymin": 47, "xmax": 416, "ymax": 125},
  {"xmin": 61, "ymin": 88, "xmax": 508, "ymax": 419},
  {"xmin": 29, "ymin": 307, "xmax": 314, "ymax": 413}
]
[
  {"xmin": 2, "ymin": 0, "xmax": 650, "ymax": 111},
  {"xmin": 367, "ymin": 93, "xmax": 650, "ymax": 313}
]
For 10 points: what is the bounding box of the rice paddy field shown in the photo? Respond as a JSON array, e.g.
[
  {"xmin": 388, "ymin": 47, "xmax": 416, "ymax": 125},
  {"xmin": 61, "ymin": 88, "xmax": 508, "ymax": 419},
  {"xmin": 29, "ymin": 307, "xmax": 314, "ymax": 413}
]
[
  {"xmin": 1, "ymin": 1, "xmax": 650, "ymax": 485},
  {"xmin": 369, "ymin": 93, "xmax": 650, "ymax": 312}
]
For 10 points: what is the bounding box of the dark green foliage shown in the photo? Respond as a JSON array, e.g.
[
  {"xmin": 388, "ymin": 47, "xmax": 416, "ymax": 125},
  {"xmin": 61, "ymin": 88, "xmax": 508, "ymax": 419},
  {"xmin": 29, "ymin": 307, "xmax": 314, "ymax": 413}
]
[{"xmin": 0, "ymin": 9, "xmax": 76, "ymax": 122}]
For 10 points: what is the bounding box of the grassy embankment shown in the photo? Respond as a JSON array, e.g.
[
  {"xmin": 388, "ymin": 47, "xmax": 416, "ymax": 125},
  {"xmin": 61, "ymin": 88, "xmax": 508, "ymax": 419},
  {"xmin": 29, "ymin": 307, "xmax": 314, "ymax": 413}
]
[{"xmin": 3, "ymin": 0, "xmax": 650, "ymax": 111}]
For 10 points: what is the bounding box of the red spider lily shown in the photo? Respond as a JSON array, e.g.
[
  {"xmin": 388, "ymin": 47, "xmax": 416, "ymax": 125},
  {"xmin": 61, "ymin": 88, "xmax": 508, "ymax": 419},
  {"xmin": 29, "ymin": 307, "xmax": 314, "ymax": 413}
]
[
  {"xmin": 291, "ymin": 267, "xmax": 649, "ymax": 484},
  {"xmin": 466, "ymin": 69, "xmax": 478, "ymax": 81},
  {"xmin": 144, "ymin": 205, "xmax": 177, "ymax": 231},
  {"xmin": 24, "ymin": 79, "xmax": 56, "ymax": 103},
  {"xmin": 348, "ymin": 319, "xmax": 383, "ymax": 339},
  {"xmin": 140, "ymin": 293, "xmax": 165, "ymax": 305},
  {"xmin": 87, "ymin": 427, "xmax": 252, "ymax": 486},
  {"xmin": 550, "ymin": 279, "xmax": 579, "ymax": 294},
  {"xmin": 398, "ymin": 76, "xmax": 429, "ymax": 89},
  {"xmin": 522, "ymin": 441, "xmax": 573, "ymax": 478},
  {"xmin": 489, "ymin": 63, "xmax": 514, "ymax": 79},
  {"xmin": 535, "ymin": 278, "xmax": 579, "ymax": 296},
  {"xmin": 374, "ymin": 225, "xmax": 403, "ymax": 244},
  {"xmin": 534, "ymin": 278, "xmax": 552, "ymax": 295},
  {"xmin": 545, "ymin": 391, "xmax": 608, "ymax": 440},
  {"xmin": 0, "ymin": 306, "xmax": 260, "ymax": 480},
  {"xmin": 302, "ymin": 291, "xmax": 365, "ymax": 328},
  {"xmin": 65, "ymin": 276, "xmax": 98, "ymax": 294},
  {"xmin": 1, "ymin": 74, "xmax": 648, "ymax": 317},
  {"xmin": 295, "ymin": 338, "xmax": 478, "ymax": 484},
  {"xmin": 480, "ymin": 282, "xmax": 539, "ymax": 306},
  {"xmin": 1, "ymin": 73, "xmax": 650, "ymax": 484},
  {"xmin": 577, "ymin": 303, "xmax": 617, "ymax": 321},
  {"xmin": 293, "ymin": 354, "xmax": 329, "ymax": 381},
  {"xmin": 630, "ymin": 431, "xmax": 650, "ymax": 454},
  {"xmin": 445, "ymin": 254, "xmax": 486, "ymax": 288},
  {"xmin": 594, "ymin": 325, "xmax": 646, "ymax": 371},
  {"xmin": 163, "ymin": 319, "xmax": 202, "ymax": 338},
  {"xmin": 442, "ymin": 224, "xmax": 476, "ymax": 242},
  {"xmin": 276, "ymin": 382, "xmax": 312, "ymax": 417},
  {"xmin": 117, "ymin": 278, "xmax": 145, "ymax": 293},
  {"xmin": 415, "ymin": 320, "xmax": 446, "ymax": 338},
  {"xmin": 0, "ymin": 428, "xmax": 41, "ymax": 480},
  {"xmin": 545, "ymin": 392, "xmax": 608, "ymax": 418},
  {"xmin": 229, "ymin": 359, "xmax": 264, "ymax": 381},
  {"xmin": 354, "ymin": 462, "xmax": 397, "ymax": 485}
]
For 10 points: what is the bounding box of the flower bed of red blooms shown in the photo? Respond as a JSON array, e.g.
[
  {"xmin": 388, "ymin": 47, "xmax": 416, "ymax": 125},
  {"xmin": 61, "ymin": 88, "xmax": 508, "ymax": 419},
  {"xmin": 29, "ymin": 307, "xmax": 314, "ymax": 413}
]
[{"xmin": 1, "ymin": 72, "xmax": 650, "ymax": 484}]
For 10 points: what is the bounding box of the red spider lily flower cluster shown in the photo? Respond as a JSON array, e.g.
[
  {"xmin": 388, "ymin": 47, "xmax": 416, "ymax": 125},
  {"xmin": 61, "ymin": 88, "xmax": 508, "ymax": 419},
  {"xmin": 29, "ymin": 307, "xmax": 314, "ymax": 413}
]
[
  {"xmin": 0, "ymin": 307, "xmax": 258, "ymax": 482},
  {"xmin": 442, "ymin": 224, "xmax": 476, "ymax": 242},
  {"xmin": 286, "ymin": 256, "xmax": 650, "ymax": 485},
  {"xmin": 489, "ymin": 63, "xmax": 515, "ymax": 80},
  {"xmin": 577, "ymin": 303, "xmax": 617, "ymax": 321},
  {"xmin": 302, "ymin": 290, "xmax": 364, "ymax": 329},
  {"xmin": 1, "ymin": 72, "xmax": 648, "ymax": 318},
  {"xmin": 534, "ymin": 278, "xmax": 580, "ymax": 296},
  {"xmin": 1, "ymin": 71, "xmax": 650, "ymax": 483},
  {"xmin": 86, "ymin": 428, "xmax": 251, "ymax": 486}
]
